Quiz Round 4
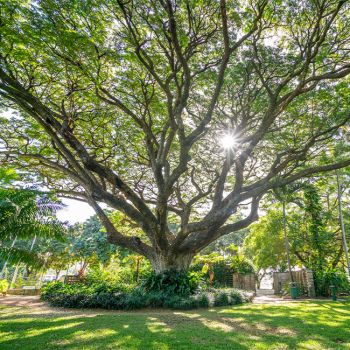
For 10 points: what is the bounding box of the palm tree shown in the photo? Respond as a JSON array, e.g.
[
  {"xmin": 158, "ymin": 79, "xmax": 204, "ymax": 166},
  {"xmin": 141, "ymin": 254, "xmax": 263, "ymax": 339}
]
[{"xmin": 0, "ymin": 181, "xmax": 64, "ymax": 276}]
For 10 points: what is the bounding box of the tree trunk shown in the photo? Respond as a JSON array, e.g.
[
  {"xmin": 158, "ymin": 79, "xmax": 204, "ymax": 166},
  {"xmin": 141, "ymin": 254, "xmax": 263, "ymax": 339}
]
[
  {"xmin": 149, "ymin": 252, "xmax": 195, "ymax": 273},
  {"xmin": 282, "ymin": 201, "xmax": 294, "ymax": 283},
  {"xmin": 336, "ymin": 170, "xmax": 350, "ymax": 277}
]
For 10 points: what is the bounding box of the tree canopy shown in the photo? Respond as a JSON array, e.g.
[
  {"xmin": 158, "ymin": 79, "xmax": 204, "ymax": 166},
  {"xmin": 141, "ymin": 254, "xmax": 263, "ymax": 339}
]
[{"xmin": 1, "ymin": 0, "xmax": 350, "ymax": 271}]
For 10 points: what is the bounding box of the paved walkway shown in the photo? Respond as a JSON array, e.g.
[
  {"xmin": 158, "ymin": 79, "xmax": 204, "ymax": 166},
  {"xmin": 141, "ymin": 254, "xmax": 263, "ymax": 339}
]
[
  {"xmin": 253, "ymin": 295, "xmax": 297, "ymax": 304},
  {"xmin": 0, "ymin": 294, "xmax": 334, "ymax": 309},
  {"xmin": 0, "ymin": 295, "xmax": 46, "ymax": 308},
  {"xmin": 1, "ymin": 294, "xmax": 299, "ymax": 308}
]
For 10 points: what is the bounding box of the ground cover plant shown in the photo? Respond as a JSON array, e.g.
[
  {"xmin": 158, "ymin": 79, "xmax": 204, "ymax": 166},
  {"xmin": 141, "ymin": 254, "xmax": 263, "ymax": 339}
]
[{"xmin": 0, "ymin": 299, "xmax": 350, "ymax": 350}]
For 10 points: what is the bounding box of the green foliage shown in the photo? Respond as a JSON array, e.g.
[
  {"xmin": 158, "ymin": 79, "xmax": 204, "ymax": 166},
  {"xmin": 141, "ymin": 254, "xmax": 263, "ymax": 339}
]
[
  {"xmin": 302, "ymin": 185, "xmax": 330, "ymax": 272},
  {"xmin": 86, "ymin": 256, "xmax": 151, "ymax": 290},
  {"xmin": 0, "ymin": 188, "xmax": 63, "ymax": 241},
  {"xmin": 35, "ymin": 238, "xmax": 72, "ymax": 275},
  {"xmin": 214, "ymin": 291, "xmax": 230, "ymax": 307},
  {"xmin": 314, "ymin": 269, "xmax": 350, "ymax": 297},
  {"xmin": 192, "ymin": 253, "xmax": 230, "ymax": 286},
  {"xmin": 244, "ymin": 209, "xmax": 289, "ymax": 271},
  {"xmin": 211, "ymin": 260, "xmax": 233, "ymax": 286},
  {"xmin": 0, "ymin": 175, "xmax": 65, "ymax": 268},
  {"xmin": 229, "ymin": 255, "xmax": 255, "ymax": 274},
  {"xmin": 203, "ymin": 228, "xmax": 249, "ymax": 254},
  {"xmin": 122, "ymin": 289, "xmax": 148, "ymax": 310},
  {"xmin": 197, "ymin": 293, "xmax": 210, "ymax": 308},
  {"xmin": 41, "ymin": 280, "xmax": 248, "ymax": 310},
  {"xmin": 164, "ymin": 295, "xmax": 199, "ymax": 310},
  {"xmin": 192, "ymin": 252, "xmax": 255, "ymax": 287},
  {"xmin": 84, "ymin": 266, "xmax": 137, "ymax": 294},
  {"xmin": 214, "ymin": 288, "xmax": 247, "ymax": 307},
  {"xmin": 0, "ymin": 168, "xmax": 18, "ymax": 185},
  {"xmin": 163, "ymin": 292, "xmax": 210, "ymax": 310},
  {"xmin": 144, "ymin": 290, "xmax": 168, "ymax": 308},
  {"xmin": 67, "ymin": 215, "xmax": 118, "ymax": 270},
  {"xmin": 0, "ymin": 279, "xmax": 9, "ymax": 293},
  {"xmin": 1, "ymin": 0, "xmax": 350, "ymax": 270},
  {"xmin": 41, "ymin": 281, "xmax": 133, "ymax": 309},
  {"xmin": 31, "ymin": 215, "xmax": 122, "ymax": 276},
  {"xmin": 244, "ymin": 178, "xmax": 349, "ymax": 279},
  {"xmin": 229, "ymin": 289, "xmax": 247, "ymax": 304},
  {"xmin": 142, "ymin": 270, "xmax": 201, "ymax": 296}
]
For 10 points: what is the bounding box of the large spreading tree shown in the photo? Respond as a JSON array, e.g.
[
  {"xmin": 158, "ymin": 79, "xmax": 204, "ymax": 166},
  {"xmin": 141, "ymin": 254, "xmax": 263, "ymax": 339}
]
[{"xmin": 1, "ymin": 0, "xmax": 350, "ymax": 272}]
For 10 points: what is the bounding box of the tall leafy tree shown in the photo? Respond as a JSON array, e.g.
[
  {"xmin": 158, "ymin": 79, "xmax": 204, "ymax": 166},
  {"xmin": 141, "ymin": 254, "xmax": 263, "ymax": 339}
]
[
  {"xmin": 1, "ymin": 1, "xmax": 350, "ymax": 271},
  {"xmin": 244, "ymin": 209, "xmax": 291, "ymax": 272},
  {"xmin": 273, "ymin": 183, "xmax": 305, "ymax": 282},
  {"xmin": 244, "ymin": 179, "xmax": 350, "ymax": 274},
  {"xmin": 68, "ymin": 215, "xmax": 118, "ymax": 275}
]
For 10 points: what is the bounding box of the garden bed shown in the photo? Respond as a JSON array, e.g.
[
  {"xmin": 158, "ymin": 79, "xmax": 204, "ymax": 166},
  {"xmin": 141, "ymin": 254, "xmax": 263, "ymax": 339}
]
[{"xmin": 41, "ymin": 281, "xmax": 251, "ymax": 311}]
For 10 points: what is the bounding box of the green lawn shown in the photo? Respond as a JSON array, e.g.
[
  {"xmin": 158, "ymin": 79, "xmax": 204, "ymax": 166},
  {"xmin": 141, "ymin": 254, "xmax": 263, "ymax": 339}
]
[{"xmin": 0, "ymin": 300, "xmax": 350, "ymax": 350}]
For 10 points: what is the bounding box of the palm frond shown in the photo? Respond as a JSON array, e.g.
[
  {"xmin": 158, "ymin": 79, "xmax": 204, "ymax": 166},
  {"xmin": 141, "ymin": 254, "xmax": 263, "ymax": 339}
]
[
  {"xmin": 0, "ymin": 188, "xmax": 65, "ymax": 241},
  {"xmin": 0, "ymin": 247, "xmax": 44, "ymax": 269}
]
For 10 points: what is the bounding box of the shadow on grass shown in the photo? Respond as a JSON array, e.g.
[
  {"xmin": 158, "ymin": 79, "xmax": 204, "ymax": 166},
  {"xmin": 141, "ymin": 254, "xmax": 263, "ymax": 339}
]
[{"xmin": 0, "ymin": 300, "xmax": 349, "ymax": 350}]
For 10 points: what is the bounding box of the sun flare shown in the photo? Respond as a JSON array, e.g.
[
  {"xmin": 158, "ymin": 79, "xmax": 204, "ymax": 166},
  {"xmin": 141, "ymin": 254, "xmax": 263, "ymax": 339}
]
[{"xmin": 220, "ymin": 133, "xmax": 236, "ymax": 149}]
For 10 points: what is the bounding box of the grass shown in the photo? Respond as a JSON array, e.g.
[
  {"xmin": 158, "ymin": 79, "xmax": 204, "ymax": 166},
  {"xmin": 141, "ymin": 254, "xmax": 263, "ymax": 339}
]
[{"xmin": 0, "ymin": 299, "xmax": 350, "ymax": 349}]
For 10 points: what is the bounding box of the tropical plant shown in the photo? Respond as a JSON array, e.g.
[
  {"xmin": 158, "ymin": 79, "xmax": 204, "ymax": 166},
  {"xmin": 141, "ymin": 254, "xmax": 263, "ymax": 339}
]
[
  {"xmin": 314, "ymin": 268, "xmax": 350, "ymax": 296},
  {"xmin": 142, "ymin": 269, "xmax": 201, "ymax": 296},
  {"xmin": 41, "ymin": 280, "xmax": 247, "ymax": 310},
  {"xmin": 0, "ymin": 183, "xmax": 64, "ymax": 269},
  {"xmin": 0, "ymin": 279, "xmax": 9, "ymax": 295}
]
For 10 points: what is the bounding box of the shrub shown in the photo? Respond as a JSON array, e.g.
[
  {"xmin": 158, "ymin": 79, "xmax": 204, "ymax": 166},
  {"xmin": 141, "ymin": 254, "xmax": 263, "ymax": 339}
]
[
  {"xmin": 196, "ymin": 293, "xmax": 210, "ymax": 308},
  {"xmin": 41, "ymin": 281, "xmax": 66, "ymax": 300},
  {"xmin": 41, "ymin": 281, "xmax": 250, "ymax": 310},
  {"xmin": 191, "ymin": 253, "xmax": 255, "ymax": 287},
  {"xmin": 85, "ymin": 268, "xmax": 135, "ymax": 294},
  {"xmin": 212, "ymin": 260, "xmax": 234, "ymax": 287},
  {"xmin": 145, "ymin": 291, "xmax": 168, "ymax": 308},
  {"xmin": 142, "ymin": 269, "xmax": 201, "ymax": 296},
  {"xmin": 229, "ymin": 289, "xmax": 247, "ymax": 304},
  {"xmin": 93, "ymin": 292, "xmax": 126, "ymax": 309},
  {"xmin": 164, "ymin": 295, "xmax": 199, "ymax": 310},
  {"xmin": 122, "ymin": 289, "xmax": 148, "ymax": 310},
  {"xmin": 314, "ymin": 269, "xmax": 350, "ymax": 296},
  {"xmin": 42, "ymin": 281, "xmax": 95, "ymax": 298},
  {"xmin": 0, "ymin": 279, "xmax": 9, "ymax": 294},
  {"xmin": 212, "ymin": 288, "xmax": 247, "ymax": 306},
  {"xmin": 214, "ymin": 291, "xmax": 230, "ymax": 306}
]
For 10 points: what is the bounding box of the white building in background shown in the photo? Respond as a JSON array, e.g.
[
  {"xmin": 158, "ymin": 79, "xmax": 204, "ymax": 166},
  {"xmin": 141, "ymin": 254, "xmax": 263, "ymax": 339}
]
[{"xmin": 41, "ymin": 262, "xmax": 83, "ymax": 282}]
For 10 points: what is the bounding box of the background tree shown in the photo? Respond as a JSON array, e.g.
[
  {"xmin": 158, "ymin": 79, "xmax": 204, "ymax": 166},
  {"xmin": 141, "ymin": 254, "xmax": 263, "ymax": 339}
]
[
  {"xmin": 1, "ymin": 0, "xmax": 350, "ymax": 271},
  {"xmin": 33, "ymin": 238, "xmax": 73, "ymax": 279},
  {"xmin": 68, "ymin": 215, "xmax": 118, "ymax": 276},
  {"xmin": 244, "ymin": 210, "xmax": 291, "ymax": 273},
  {"xmin": 244, "ymin": 177, "xmax": 350, "ymax": 276},
  {"xmin": 273, "ymin": 183, "xmax": 306, "ymax": 282}
]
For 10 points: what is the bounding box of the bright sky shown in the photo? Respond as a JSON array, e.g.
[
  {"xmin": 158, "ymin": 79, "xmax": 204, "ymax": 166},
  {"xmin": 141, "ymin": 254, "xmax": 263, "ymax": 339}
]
[{"xmin": 56, "ymin": 198, "xmax": 95, "ymax": 224}]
